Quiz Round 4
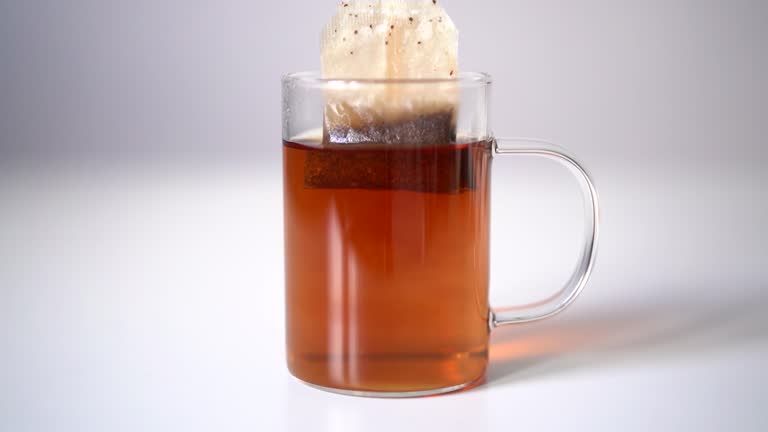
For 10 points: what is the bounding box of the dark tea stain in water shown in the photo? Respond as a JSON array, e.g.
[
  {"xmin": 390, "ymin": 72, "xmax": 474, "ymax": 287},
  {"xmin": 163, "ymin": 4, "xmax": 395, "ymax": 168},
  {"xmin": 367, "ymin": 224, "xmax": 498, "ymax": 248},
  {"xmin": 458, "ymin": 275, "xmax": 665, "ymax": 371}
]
[
  {"xmin": 303, "ymin": 142, "xmax": 475, "ymax": 193},
  {"xmin": 283, "ymin": 138, "xmax": 493, "ymax": 393}
]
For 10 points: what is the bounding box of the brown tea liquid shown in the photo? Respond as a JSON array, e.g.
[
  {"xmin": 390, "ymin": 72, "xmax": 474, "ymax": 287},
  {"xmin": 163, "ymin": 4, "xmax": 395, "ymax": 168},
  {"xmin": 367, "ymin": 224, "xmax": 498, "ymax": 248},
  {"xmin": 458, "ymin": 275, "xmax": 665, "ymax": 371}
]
[{"xmin": 283, "ymin": 138, "xmax": 492, "ymax": 393}]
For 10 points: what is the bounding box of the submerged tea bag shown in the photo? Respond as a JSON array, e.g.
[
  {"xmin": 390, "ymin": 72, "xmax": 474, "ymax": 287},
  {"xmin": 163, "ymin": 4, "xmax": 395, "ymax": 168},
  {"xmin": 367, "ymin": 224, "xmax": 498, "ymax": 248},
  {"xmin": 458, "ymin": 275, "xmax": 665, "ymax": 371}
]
[
  {"xmin": 321, "ymin": 0, "xmax": 459, "ymax": 145},
  {"xmin": 306, "ymin": 0, "xmax": 469, "ymax": 193}
]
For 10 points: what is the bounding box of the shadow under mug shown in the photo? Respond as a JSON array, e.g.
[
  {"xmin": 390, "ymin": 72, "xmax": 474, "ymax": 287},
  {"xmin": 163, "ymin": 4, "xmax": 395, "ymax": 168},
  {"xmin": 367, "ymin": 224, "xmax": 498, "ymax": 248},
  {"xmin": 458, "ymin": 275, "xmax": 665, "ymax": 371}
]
[{"xmin": 282, "ymin": 72, "xmax": 599, "ymax": 397}]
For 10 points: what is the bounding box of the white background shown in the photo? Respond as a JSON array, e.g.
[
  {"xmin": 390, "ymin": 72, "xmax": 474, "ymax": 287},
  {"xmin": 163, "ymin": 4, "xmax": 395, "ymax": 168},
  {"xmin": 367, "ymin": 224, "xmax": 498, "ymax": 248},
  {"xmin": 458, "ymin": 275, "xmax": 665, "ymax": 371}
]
[{"xmin": 1, "ymin": 1, "xmax": 767, "ymax": 431}]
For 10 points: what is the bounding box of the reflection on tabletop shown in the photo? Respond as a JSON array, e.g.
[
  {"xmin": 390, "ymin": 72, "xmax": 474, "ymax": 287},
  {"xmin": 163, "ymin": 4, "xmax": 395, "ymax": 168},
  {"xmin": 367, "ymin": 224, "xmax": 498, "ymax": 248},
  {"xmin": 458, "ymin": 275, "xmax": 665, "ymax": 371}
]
[{"xmin": 487, "ymin": 295, "xmax": 768, "ymax": 387}]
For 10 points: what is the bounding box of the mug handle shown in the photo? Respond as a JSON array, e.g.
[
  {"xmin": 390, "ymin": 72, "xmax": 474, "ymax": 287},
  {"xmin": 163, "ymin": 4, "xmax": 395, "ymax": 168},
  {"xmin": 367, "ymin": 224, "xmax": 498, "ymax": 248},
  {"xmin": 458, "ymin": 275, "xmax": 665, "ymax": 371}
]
[{"xmin": 490, "ymin": 137, "xmax": 600, "ymax": 328}]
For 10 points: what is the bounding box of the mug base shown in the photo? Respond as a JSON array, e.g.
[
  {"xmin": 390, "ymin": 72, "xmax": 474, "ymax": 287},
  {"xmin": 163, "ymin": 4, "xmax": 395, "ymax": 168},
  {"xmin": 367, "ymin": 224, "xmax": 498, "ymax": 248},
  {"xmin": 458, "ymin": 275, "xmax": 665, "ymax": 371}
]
[{"xmin": 295, "ymin": 376, "xmax": 484, "ymax": 398}]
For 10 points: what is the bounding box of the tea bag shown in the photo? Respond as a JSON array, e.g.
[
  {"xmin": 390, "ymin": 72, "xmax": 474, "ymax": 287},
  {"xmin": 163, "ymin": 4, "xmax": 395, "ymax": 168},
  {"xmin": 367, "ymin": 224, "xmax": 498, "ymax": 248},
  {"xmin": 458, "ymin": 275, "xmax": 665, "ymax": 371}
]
[
  {"xmin": 321, "ymin": 0, "xmax": 459, "ymax": 145},
  {"xmin": 307, "ymin": 0, "xmax": 467, "ymax": 192}
]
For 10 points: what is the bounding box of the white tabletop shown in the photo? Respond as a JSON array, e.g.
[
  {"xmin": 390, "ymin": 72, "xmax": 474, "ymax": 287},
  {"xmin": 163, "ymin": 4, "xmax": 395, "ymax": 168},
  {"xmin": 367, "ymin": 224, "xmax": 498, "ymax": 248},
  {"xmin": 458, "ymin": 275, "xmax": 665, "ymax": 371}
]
[{"xmin": 1, "ymin": 161, "xmax": 766, "ymax": 432}]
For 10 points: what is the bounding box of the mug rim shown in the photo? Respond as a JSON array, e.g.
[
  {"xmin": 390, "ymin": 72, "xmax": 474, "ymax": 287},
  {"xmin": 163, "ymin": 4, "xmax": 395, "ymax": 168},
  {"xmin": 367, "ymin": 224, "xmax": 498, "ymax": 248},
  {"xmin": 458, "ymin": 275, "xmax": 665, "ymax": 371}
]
[{"xmin": 282, "ymin": 71, "xmax": 492, "ymax": 87}]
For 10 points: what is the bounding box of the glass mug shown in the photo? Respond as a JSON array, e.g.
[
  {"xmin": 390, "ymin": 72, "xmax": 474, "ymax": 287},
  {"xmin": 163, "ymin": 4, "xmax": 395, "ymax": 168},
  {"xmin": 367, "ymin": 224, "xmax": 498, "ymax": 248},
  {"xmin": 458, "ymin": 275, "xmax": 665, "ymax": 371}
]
[{"xmin": 282, "ymin": 72, "xmax": 599, "ymax": 397}]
